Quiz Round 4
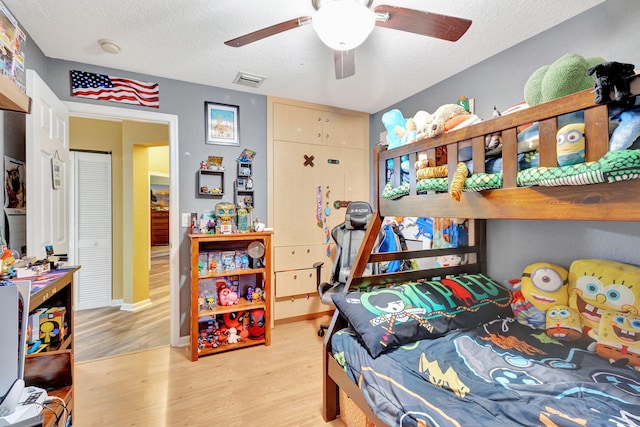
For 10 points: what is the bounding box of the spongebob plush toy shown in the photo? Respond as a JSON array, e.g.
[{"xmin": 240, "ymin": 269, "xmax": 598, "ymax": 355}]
[
  {"xmin": 546, "ymin": 304, "xmax": 583, "ymax": 342},
  {"xmin": 596, "ymin": 311, "xmax": 640, "ymax": 369},
  {"xmin": 568, "ymin": 259, "xmax": 640, "ymax": 340}
]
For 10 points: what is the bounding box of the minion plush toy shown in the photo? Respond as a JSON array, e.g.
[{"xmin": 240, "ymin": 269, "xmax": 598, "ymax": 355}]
[
  {"xmin": 512, "ymin": 262, "xmax": 569, "ymax": 329},
  {"xmin": 556, "ymin": 123, "xmax": 586, "ymax": 166}
]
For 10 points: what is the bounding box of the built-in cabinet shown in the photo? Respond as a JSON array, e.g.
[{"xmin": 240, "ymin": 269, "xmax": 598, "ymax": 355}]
[{"xmin": 267, "ymin": 97, "xmax": 369, "ymax": 322}]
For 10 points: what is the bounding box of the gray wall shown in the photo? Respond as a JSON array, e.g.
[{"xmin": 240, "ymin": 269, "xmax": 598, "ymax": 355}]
[
  {"xmin": 370, "ymin": 0, "xmax": 640, "ymax": 281},
  {"xmin": 6, "ymin": 23, "xmax": 268, "ymax": 337},
  {"xmin": 46, "ymin": 62, "xmax": 267, "ymax": 336}
]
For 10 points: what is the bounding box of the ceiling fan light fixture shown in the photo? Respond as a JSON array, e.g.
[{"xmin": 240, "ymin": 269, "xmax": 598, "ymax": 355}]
[{"xmin": 312, "ymin": 0, "xmax": 375, "ymax": 51}]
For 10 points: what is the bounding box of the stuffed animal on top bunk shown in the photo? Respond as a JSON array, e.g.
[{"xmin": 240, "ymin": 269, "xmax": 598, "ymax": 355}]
[
  {"xmin": 524, "ymin": 53, "xmax": 605, "ymax": 107},
  {"xmin": 586, "ymin": 60, "xmax": 636, "ymax": 106},
  {"xmin": 556, "ymin": 122, "xmax": 586, "ymax": 166},
  {"xmin": 416, "ymin": 103, "xmax": 479, "ymax": 140}
]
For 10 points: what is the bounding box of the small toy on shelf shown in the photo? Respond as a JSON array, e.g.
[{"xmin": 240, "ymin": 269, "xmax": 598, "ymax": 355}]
[
  {"xmin": 215, "ymin": 202, "xmax": 236, "ymax": 234},
  {"xmin": 248, "ymin": 309, "xmax": 266, "ymax": 339},
  {"xmin": 207, "ymin": 156, "xmax": 224, "ymax": 171},
  {"xmin": 236, "ymin": 149, "xmax": 256, "ymax": 163}
]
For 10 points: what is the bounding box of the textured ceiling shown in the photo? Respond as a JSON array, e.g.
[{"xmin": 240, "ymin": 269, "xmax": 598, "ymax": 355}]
[{"xmin": 5, "ymin": 0, "xmax": 603, "ymax": 113}]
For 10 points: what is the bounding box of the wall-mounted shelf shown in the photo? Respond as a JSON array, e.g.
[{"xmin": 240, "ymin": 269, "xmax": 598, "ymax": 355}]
[
  {"xmin": 198, "ymin": 169, "xmax": 224, "ymax": 197},
  {"xmin": 0, "ymin": 73, "xmax": 31, "ymax": 113}
]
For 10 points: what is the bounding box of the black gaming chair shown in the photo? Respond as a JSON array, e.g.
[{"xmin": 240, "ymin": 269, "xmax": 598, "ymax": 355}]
[{"xmin": 315, "ymin": 201, "xmax": 375, "ymax": 337}]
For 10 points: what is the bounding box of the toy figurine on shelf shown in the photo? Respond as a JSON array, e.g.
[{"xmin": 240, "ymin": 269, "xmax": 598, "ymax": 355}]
[
  {"xmin": 215, "ymin": 202, "xmax": 236, "ymax": 234},
  {"xmin": 237, "ymin": 208, "xmax": 250, "ymax": 233},
  {"xmin": 253, "ymin": 217, "xmax": 265, "ymax": 232}
]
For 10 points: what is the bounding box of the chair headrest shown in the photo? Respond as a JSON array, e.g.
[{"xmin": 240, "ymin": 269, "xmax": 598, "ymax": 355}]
[{"xmin": 344, "ymin": 201, "xmax": 373, "ymax": 230}]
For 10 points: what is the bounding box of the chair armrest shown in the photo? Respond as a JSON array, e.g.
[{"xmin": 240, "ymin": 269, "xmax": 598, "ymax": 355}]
[{"xmin": 313, "ymin": 262, "xmax": 324, "ymax": 287}]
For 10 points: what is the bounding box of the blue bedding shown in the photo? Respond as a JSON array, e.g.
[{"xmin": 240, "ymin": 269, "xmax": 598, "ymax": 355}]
[{"xmin": 332, "ymin": 318, "xmax": 640, "ymax": 427}]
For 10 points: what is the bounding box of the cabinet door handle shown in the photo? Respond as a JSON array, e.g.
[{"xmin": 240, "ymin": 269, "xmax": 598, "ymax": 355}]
[
  {"xmin": 293, "ymin": 275, "xmax": 297, "ymax": 280},
  {"xmin": 291, "ymin": 297, "xmax": 295, "ymax": 302},
  {"xmin": 307, "ymin": 249, "xmax": 310, "ymax": 253},
  {"xmin": 306, "ymin": 294, "xmax": 310, "ymax": 299},
  {"xmin": 291, "ymin": 250, "xmax": 295, "ymax": 255}
]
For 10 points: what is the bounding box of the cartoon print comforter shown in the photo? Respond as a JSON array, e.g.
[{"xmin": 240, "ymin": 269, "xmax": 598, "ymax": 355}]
[{"xmin": 332, "ymin": 318, "xmax": 640, "ymax": 427}]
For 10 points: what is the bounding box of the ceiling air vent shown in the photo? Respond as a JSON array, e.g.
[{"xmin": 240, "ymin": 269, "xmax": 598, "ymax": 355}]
[{"xmin": 233, "ymin": 72, "xmax": 266, "ymax": 88}]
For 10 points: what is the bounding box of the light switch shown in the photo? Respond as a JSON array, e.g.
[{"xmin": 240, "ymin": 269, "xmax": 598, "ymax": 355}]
[{"xmin": 181, "ymin": 213, "xmax": 191, "ymax": 227}]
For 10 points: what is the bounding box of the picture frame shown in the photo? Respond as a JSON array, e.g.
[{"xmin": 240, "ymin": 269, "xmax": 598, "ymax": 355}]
[{"xmin": 205, "ymin": 102, "xmax": 239, "ymax": 146}]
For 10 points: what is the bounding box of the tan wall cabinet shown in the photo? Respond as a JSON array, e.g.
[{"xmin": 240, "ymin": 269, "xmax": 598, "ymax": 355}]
[{"xmin": 267, "ymin": 97, "xmax": 369, "ymax": 322}]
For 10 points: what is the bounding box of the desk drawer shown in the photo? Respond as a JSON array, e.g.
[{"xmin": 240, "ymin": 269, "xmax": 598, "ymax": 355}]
[{"xmin": 274, "ymin": 245, "xmax": 329, "ymax": 271}]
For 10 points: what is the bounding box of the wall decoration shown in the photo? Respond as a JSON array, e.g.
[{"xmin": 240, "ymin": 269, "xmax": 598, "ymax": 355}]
[
  {"xmin": 70, "ymin": 70, "xmax": 159, "ymax": 108},
  {"xmin": 150, "ymin": 184, "xmax": 169, "ymax": 208},
  {"xmin": 205, "ymin": 102, "xmax": 239, "ymax": 146},
  {"xmin": 4, "ymin": 156, "xmax": 26, "ymax": 210},
  {"xmin": 51, "ymin": 151, "xmax": 61, "ymax": 190}
]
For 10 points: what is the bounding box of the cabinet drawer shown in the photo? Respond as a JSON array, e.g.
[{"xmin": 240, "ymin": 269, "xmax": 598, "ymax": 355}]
[
  {"xmin": 275, "ymin": 269, "xmax": 318, "ymax": 298},
  {"xmin": 274, "ymin": 245, "xmax": 327, "ymax": 271},
  {"xmin": 274, "ymin": 294, "xmax": 330, "ymax": 321}
]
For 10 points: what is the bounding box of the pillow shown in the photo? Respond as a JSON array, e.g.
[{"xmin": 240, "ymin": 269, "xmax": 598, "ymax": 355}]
[
  {"xmin": 568, "ymin": 259, "xmax": 640, "ymax": 339},
  {"xmin": 596, "ymin": 310, "xmax": 640, "ymax": 368},
  {"xmin": 332, "ymin": 273, "xmax": 513, "ymax": 357}
]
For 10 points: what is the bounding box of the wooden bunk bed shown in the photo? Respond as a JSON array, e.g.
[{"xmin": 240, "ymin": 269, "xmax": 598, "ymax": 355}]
[{"xmin": 322, "ymin": 74, "xmax": 640, "ymax": 426}]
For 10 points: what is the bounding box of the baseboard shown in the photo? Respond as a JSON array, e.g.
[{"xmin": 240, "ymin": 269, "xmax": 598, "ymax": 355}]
[
  {"xmin": 178, "ymin": 335, "xmax": 189, "ymax": 347},
  {"xmin": 120, "ymin": 299, "xmax": 152, "ymax": 312},
  {"xmin": 111, "ymin": 298, "xmax": 123, "ymax": 307}
]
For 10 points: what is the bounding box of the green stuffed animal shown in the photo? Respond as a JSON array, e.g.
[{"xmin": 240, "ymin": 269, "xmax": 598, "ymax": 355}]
[{"xmin": 524, "ymin": 53, "xmax": 606, "ymax": 106}]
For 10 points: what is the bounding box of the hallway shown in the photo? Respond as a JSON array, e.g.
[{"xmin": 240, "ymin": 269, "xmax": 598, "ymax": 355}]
[{"xmin": 74, "ymin": 246, "xmax": 170, "ymax": 362}]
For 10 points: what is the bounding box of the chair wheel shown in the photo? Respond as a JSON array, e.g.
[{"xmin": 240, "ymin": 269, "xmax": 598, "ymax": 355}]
[{"xmin": 318, "ymin": 329, "xmax": 325, "ymax": 337}]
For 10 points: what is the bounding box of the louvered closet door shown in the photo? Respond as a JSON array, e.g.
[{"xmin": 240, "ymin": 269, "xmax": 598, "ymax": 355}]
[{"xmin": 70, "ymin": 151, "xmax": 113, "ymax": 310}]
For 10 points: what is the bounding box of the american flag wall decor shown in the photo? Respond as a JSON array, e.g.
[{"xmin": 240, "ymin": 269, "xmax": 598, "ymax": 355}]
[{"xmin": 70, "ymin": 70, "xmax": 160, "ymax": 108}]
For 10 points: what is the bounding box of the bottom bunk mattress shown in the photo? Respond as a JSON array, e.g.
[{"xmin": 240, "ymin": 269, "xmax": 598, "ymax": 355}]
[{"xmin": 332, "ymin": 318, "xmax": 640, "ymax": 427}]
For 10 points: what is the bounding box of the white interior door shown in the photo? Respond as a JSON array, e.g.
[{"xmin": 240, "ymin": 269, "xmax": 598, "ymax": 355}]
[
  {"xmin": 25, "ymin": 70, "xmax": 69, "ymax": 259},
  {"xmin": 69, "ymin": 151, "xmax": 113, "ymax": 310}
]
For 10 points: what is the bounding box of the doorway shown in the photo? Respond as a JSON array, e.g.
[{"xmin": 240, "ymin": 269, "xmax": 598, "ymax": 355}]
[{"xmin": 64, "ymin": 102, "xmax": 180, "ymax": 357}]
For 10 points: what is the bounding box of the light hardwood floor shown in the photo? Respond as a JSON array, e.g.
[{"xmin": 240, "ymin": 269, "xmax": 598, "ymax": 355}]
[
  {"xmin": 73, "ymin": 246, "xmax": 345, "ymax": 426},
  {"xmin": 74, "ymin": 317, "xmax": 344, "ymax": 427},
  {"xmin": 74, "ymin": 246, "xmax": 170, "ymax": 362}
]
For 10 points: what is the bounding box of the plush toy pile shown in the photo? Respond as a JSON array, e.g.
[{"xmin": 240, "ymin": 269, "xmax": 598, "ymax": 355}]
[{"xmin": 510, "ymin": 258, "xmax": 640, "ymax": 370}]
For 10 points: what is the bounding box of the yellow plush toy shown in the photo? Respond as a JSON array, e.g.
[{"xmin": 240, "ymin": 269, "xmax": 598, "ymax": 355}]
[
  {"xmin": 568, "ymin": 259, "xmax": 640, "ymax": 340},
  {"xmin": 596, "ymin": 310, "xmax": 640, "ymax": 369},
  {"xmin": 546, "ymin": 304, "xmax": 582, "ymax": 342},
  {"xmin": 521, "ymin": 262, "xmax": 570, "ymax": 311},
  {"xmin": 511, "ymin": 262, "xmax": 569, "ymax": 329}
]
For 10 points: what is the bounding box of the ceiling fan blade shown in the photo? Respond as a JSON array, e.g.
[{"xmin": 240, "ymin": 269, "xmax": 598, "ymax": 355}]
[
  {"xmin": 374, "ymin": 5, "xmax": 471, "ymax": 42},
  {"xmin": 224, "ymin": 16, "xmax": 312, "ymax": 47},
  {"xmin": 334, "ymin": 49, "xmax": 356, "ymax": 80}
]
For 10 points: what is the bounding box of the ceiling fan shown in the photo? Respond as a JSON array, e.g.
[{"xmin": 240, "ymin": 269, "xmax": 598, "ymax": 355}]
[{"xmin": 224, "ymin": 0, "xmax": 472, "ymax": 80}]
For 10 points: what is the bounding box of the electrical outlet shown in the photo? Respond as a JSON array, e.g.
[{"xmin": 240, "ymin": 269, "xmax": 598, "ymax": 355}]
[{"xmin": 181, "ymin": 213, "xmax": 191, "ymax": 227}]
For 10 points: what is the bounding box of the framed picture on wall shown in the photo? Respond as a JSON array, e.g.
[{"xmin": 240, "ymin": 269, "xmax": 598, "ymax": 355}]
[{"xmin": 205, "ymin": 102, "xmax": 239, "ymax": 146}]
